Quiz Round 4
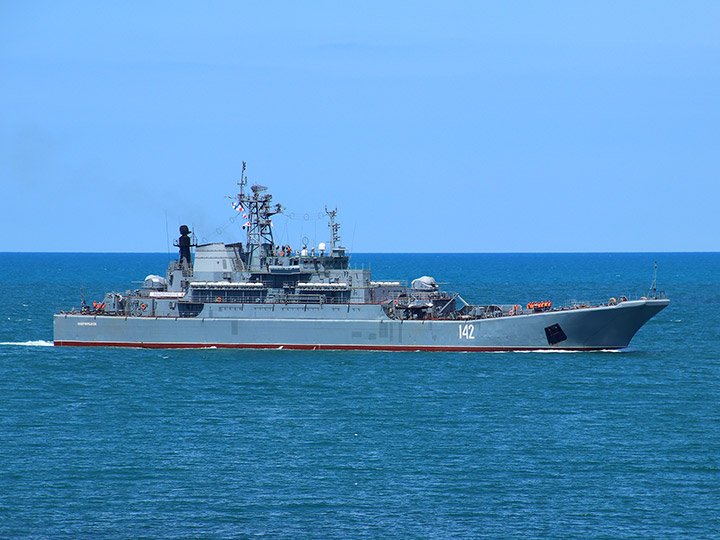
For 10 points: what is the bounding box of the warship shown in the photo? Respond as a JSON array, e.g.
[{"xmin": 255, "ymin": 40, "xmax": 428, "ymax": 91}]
[{"xmin": 54, "ymin": 167, "xmax": 669, "ymax": 351}]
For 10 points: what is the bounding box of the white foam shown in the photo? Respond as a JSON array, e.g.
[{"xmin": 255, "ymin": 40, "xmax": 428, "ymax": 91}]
[
  {"xmin": 460, "ymin": 348, "xmax": 627, "ymax": 354},
  {"xmin": 0, "ymin": 340, "xmax": 54, "ymax": 347},
  {"xmin": 516, "ymin": 348, "xmax": 625, "ymax": 354}
]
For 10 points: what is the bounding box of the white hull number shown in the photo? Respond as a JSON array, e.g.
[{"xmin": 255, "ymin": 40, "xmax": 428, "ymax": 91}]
[{"xmin": 458, "ymin": 324, "xmax": 475, "ymax": 340}]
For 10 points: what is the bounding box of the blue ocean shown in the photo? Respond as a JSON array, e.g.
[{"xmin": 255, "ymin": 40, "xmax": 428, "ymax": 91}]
[{"xmin": 1, "ymin": 252, "xmax": 718, "ymax": 539}]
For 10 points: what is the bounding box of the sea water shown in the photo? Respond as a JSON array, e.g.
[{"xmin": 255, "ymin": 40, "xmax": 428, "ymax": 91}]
[{"xmin": 1, "ymin": 252, "xmax": 718, "ymax": 539}]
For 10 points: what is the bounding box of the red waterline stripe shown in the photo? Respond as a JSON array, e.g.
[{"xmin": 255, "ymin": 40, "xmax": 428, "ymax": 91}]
[{"xmin": 54, "ymin": 340, "xmax": 607, "ymax": 352}]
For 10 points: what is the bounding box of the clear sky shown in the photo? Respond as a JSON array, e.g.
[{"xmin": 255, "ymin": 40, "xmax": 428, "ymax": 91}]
[{"xmin": 1, "ymin": 1, "xmax": 718, "ymax": 253}]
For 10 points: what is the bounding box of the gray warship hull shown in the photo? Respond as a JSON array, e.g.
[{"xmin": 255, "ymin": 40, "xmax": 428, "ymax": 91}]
[{"xmin": 54, "ymin": 298, "xmax": 669, "ymax": 351}]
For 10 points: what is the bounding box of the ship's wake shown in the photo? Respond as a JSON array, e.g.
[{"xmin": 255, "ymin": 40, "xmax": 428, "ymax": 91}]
[{"xmin": 0, "ymin": 340, "xmax": 54, "ymax": 347}]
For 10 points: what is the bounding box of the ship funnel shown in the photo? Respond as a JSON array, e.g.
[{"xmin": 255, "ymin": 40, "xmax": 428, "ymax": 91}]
[{"xmin": 178, "ymin": 225, "xmax": 192, "ymax": 266}]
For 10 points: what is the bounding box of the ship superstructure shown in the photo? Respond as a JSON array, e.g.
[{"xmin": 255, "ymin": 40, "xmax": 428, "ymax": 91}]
[{"xmin": 54, "ymin": 168, "xmax": 669, "ymax": 350}]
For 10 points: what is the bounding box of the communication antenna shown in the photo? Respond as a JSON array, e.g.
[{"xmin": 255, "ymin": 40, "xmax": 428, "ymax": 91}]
[
  {"xmin": 80, "ymin": 282, "xmax": 89, "ymax": 314},
  {"xmin": 165, "ymin": 210, "xmax": 171, "ymax": 262},
  {"xmin": 238, "ymin": 160, "xmax": 247, "ymax": 195},
  {"xmin": 649, "ymin": 262, "xmax": 658, "ymax": 298}
]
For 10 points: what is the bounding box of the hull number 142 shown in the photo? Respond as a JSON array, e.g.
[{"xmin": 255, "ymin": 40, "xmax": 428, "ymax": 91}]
[{"xmin": 458, "ymin": 324, "xmax": 475, "ymax": 340}]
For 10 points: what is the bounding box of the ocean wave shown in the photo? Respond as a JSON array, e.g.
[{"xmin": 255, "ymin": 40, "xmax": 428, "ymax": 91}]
[{"xmin": 0, "ymin": 340, "xmax": 54, "ymax": 347}]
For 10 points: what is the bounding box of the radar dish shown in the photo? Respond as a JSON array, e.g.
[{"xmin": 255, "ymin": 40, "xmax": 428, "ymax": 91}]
[{"xmin": 251, "ymin": 184, "xmax": 268, "ymax": 194}]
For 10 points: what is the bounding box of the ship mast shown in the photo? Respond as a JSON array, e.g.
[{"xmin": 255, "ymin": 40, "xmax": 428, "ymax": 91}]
[
  {"xmin": 236, "ymin": 163, "xmax": 282, "ymax": 271},
  {"xmin": 325, "ymin": 205, "xmax": 341, "ymax": 249}
]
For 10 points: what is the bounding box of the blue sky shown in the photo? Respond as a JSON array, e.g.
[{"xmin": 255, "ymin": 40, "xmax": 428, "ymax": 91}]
[{"xmin": 1, "ymin": 1, "xmax": 718, "ymax": 252}]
